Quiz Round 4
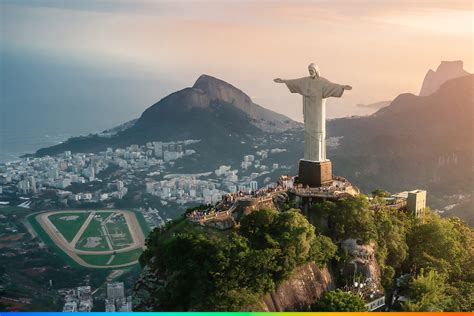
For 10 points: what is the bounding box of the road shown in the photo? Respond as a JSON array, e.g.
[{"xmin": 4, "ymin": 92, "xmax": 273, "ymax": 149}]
[{"xmin": 70, "ymin": 211, "xmax": 95, "ymax": 248}]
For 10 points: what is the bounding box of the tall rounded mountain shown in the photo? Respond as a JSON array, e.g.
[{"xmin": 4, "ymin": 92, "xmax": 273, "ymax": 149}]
[
  {"xmin": 131, "ymin": 74, "xmax": 299, "ymax": 139},
  {"xmin": 35, "ymin": 75, "xmax": 301, "ymax": 157}
]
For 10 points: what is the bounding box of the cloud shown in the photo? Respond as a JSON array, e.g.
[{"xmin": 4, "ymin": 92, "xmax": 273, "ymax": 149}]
[
  {"xmin": 1, "ymin": 0, "xmax": 472, "ymax": 122},
  {"xmin": 371, "ymin": 8, "xmax": 473, "ymax": 35}
]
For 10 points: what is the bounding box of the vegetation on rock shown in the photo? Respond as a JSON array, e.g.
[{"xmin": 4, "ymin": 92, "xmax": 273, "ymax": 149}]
[
  {"xmin": 138, "ymin": 208, "xmax": 337, "ymax": 311},
  {"xmin": 136, "ymin": 194, "xmax": 473, "ymax": 311},
  {"xmin": 311, "ymin": 289, "xmax": 367, "ymax": 311},
  {"xmin": 311, "ymin": 196, "xmax": 473, "ymax": 312},
  {"xmin": 402, "ymin": 269, "xmax": 451, "ymax": 311}
]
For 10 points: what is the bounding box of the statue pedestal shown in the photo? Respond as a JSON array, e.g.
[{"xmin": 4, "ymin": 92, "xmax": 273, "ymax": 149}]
[{"xmin": 297, "ymin": 159, "xmax": 332, "ymax": 187}]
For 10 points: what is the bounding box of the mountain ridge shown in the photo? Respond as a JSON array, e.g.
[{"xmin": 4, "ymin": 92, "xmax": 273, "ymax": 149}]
[
  {"xmin": 32, "ymin": 66, "xmax": 473, "ymax": 223},
  {"xmin": 419, "ymin": 60, "xmax": 470, "ymax": 96},
  {"xmin": 35, "ymin": 74, "xmax": 301, "ymax": 158},
  {"xmin": 327, "ymin": 74, "xmax": 473, "ymax": 222},
  {"xmin": 134, "ymin": 74, "xmax": 300, "ymax": 134}
]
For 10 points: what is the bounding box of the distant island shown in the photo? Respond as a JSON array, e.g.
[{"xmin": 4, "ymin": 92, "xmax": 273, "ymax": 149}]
[{"xmin": 356, "ymin": 100, "xmax": 390, "ymax": 110}]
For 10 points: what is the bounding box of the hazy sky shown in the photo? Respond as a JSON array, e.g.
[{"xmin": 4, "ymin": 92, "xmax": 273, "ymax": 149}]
[{"xmin": 1, "ymin": 0, "xmax": 473, "ymax": 123}]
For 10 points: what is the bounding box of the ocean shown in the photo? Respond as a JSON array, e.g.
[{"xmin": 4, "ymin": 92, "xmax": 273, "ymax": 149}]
[{"xmin": 0, "ymin": 49, "xmax": 174, "ymax": 163}]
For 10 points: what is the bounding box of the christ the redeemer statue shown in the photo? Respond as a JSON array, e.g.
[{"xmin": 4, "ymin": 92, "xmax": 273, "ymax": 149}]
[{"xmin": 274, "ymin": 63, "xmax": 352, "ymax": 186}]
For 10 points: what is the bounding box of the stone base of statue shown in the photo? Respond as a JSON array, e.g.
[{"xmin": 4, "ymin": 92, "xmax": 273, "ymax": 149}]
[{"xmin": 297, "ymin": 159, "xmax": 332, "ymax": 187}]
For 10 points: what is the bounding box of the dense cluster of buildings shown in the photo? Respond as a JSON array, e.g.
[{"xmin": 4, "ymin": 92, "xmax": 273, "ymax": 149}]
[
  {"xmin": 0, "ymin": 138, "xmax": 290, "ymax": 214},
  {"xmin": 1, "ymin": 151, "xmax": 121, "ymax": 200},
  {"xmin": 138, "ymin": 207, "xmax": 167, "ymax": 228},
  {"xmin": 145, "ymin": 175, "xmax": 224, "ymax": 205},
  {"xmin": 5, "ymin": 152, "xmax": 108, "ymax": 193},
  {"xmin": 105, "ymin": 282, "xmax": 132, "ymax": 312},
  {"xmin": 0, "ymin": 140, "xmax": 201, "ymax": 204},
  {"xmin": 59, "ymin": 282, "xmax": 133, "ymax": 312},
  {"xmin": 144, "ymin": 150, "xmax": 287, "ymax": 206},
  {"xmin": 61, "ymin": 286, "xmax": 93, "ymax": 312}
]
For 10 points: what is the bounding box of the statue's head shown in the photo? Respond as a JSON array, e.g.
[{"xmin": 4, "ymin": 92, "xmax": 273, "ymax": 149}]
[{"xmin": 308, "ymin": 63, "xmax": 320, "ymax": 79}]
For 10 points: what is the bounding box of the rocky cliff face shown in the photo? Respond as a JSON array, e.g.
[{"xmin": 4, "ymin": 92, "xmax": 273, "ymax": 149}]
[
  {"xmin": 192, "ymin": 75, "xmax": 300, "ymax": 132},
  {"xmin": 340, "ymin": 239, "xmax": 381, "ymax": 285},
  {"xmin": 419, "ymin": 60, "xmax": 470, "ymax": 96},
  {"xmin": 260, "ymin": 262, "xmax": 334, "ymax": 311},
  {"xmin": 133, "ymin": 262, "xmax": 161, "ymax": 312},
  {"xmin": 133, "ymin": 74, "xmax": 301, "ymax": 135},
  {"xmin": 133, "ymin": 260, "xmax": 334, "ymax": 312}
]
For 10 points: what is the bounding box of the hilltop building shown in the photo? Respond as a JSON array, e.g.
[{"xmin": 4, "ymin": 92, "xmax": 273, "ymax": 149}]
[
  {"xmin": 407, "ymin": 190, "xmax": 427, "ymax": 217},
  {"xmin": 392, "ymin": 189, "xmax": 427, "ymax": 218}
]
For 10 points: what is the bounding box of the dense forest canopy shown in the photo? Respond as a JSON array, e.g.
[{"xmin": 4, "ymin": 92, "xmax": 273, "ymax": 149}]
[
  {"xmin": 139, "ymin": 208, "xmax": 336, "ymax": 311},
  {"xmin": 138, "ymin": 195, "xmax": 473, "ymax": 311}
]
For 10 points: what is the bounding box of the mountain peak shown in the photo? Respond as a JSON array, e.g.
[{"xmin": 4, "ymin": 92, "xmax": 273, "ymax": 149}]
[
  {"xmin": 419, "ymin": 60, "xmax": 470, "ymax": 96},
  {"xmin": 193, "ymin": 74, "xmax": 225, "ymax": 87},
  {"xmin": 135, "ymin": 74, "xmax": 300, "ymax": 134},
  {"xmin": 436, "ymin": 60, "xmax": 464, "ymax": 72},
  {"xmin": 192, "ymin": 74, "xmax": 252, "ymax": 105}
]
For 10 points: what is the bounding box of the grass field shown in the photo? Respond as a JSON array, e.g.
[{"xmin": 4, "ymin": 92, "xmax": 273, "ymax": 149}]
[
  {"xmin": 95, "ymin": 211, "xmax": 114, "ymax": 219},
  {"xmin": 48, "ymin": 212, "xmax": 89, "ymax": 242},
  {"xmin": 30, "ymin": 209, "xmax": 146, "ymax": 269},
  {"xmin": 27, "ymin": 214, "xmax": 83, "ymax": 269},
  {"xmin": 106, "ymin": 216, "xmax": 133, "ymax": 249},
  {"xmin": 110, "ymin": 248, "xmax": 143, "ymax": 265},
  {"xmin": 76, "ymin": 217, "xmax": 109, "ymax": 251},
  {"xmin": 78, "ymin": 254, "xmax": 113, "ymax": 266}
]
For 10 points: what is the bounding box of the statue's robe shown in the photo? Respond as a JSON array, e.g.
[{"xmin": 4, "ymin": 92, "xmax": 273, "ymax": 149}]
[{"xmin": 285, "ymin": 76, "xmax": 345, "ymax": 162}]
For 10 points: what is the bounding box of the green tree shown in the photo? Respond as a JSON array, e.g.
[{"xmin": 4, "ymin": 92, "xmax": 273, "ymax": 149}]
[
  {"xmin": 448, "ymin": 217, "xmax": 474, "ymax": 282},
  {"xmin": 381, "ymin": 265, "xmax": 395, "ymax": 291},
  {"xmin": 241, "ymin": 209, "xmax": 337, "ymax": 280},
  {"xmin": 311, "ymin": 234, "xmax": 338, "ymax": 268},
  {"xmin": 407, "ymin": 213, "xmax": 471, "ymax": 280},
  {"xmin": 372, "ymin": 189, "xmax": 391, "ymax": 197},
  {"xmin": 402, "ymin": 269, "xmax": 451, "ymax": 311},
  {"xmin": 280, "ymin": 200, "xmax": 299, "ymax": 212},
  {"xmin": 446, "ymin": 280, "xmax": 474, "ymax": 312},
  {"xmin": 157, "ymin": 233, "xmax": 229, "ymax": 310},
  {"xmin": 142, "ymin": 208, "xmax": 337, "ymax": 311},
  {"xmin": 310, "ymin": 200, "xmax": 337, "ymax": 235},
  {"xmin": 239, "ymin": 208, "xmax": 278, "ymax": 249},
  {"xmin": 374, "ymin": 208, "xmax": 409, "ymax": 269},
  {"xmin": 312, "ymin": 289, "xmax": 367, "ymax": 312},
  {"xmin": 271, "ymin": 209, "xmax": 322, "ymax": 276},
  {"xmin": 328, "ymin": 195, "xmax": 377, "ymax": 243}
]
